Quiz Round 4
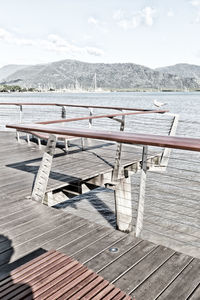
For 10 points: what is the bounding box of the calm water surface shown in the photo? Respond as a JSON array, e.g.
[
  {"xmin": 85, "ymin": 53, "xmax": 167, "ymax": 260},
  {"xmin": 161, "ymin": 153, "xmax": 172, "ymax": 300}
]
[{"xmin": 0, "ymin": 91, "xmax": 199, "ymax": 137}]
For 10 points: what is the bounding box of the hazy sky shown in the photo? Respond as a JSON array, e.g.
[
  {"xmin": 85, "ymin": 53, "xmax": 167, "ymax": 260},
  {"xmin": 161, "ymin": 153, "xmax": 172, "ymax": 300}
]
[{"xmin": 0, "ymin": 0, "xmax": 200, "ymax": 68}]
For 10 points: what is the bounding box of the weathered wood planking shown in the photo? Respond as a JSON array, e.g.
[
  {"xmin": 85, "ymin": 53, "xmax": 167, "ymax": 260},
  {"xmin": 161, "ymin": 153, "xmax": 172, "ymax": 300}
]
[{"xmin": 1, "ymin": 132, "xmax": 200, "ymax": 299}]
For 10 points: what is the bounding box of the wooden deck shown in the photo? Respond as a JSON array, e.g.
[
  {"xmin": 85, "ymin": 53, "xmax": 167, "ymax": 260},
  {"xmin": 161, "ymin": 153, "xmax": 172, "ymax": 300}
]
[{"xmin": 1, "ymin": 132, "xmax": 200, "ymax": 299}]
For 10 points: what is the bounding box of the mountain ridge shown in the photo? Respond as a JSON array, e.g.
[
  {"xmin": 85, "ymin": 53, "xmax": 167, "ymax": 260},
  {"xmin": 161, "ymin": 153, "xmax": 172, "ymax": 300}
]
[
  {"xmin": 1, "ymin": 60, "xmax": 200, "ymax": 90},
  {"xmin": 156, "ymin": 63, "xmax": 200, "ymax": 80},
  {"xmin": 0, "ymin": 64, "xmax": 30, "ymax": 81}
]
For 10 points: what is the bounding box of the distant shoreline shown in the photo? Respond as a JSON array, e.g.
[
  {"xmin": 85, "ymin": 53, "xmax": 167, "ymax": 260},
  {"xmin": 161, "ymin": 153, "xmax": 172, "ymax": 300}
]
[
  {"xmin": 0, "ymin": 89, "xmax": 200, "ymax": 95},
  {"xmin": 1, "ymin": 88, "xmax": 200, "ymax": 94}
]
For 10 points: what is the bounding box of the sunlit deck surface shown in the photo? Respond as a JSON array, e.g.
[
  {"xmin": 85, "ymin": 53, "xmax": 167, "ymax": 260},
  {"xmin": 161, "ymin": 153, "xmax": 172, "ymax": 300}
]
[{"xmin": 1, "ymin": 132, "xmax": 200, "ymax": 299}]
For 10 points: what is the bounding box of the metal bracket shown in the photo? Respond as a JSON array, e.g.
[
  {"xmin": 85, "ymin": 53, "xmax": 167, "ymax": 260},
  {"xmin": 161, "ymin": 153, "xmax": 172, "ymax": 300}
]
[{"xmin": 108, "ymin": 116, "xmax": 124, "ymax": 124}]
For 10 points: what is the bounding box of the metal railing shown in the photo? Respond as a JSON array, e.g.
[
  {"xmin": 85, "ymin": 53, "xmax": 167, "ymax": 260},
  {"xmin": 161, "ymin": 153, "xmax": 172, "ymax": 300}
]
[
  {"xmin": 0, "ymin": 102, "xmax": 167, "ymax": 127},
  {"xmin": 6, "ymin": 123, "xmax": 200, "ymax": 241},
  {"xmin": 4, "ymin": 103, "xmax": 200, "ymax": 257}
]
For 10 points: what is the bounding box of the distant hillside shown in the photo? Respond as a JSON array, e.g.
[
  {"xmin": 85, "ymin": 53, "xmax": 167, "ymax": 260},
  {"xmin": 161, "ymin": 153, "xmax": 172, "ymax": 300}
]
[
  {"xmin": 156, "ymin": 63, "xmax": 200, "ymax": 80},
  {"xmin": 0, "ymin": 64, "xmax": 29, "ymax": 81},
  {"xmin": 2, "ymin": 60, "xmax": 200, "ymax": 90}
]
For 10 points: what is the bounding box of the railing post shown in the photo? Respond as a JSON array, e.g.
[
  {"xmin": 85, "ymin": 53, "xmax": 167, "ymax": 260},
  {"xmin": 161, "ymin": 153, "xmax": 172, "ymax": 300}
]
[
  {"xmin": 32, "ymin": 134, "xmax": 57, "ymax": 203},
  {"xmin": 135, "ymin": 145, "xmax": 148, "ymax": 237},
  {"xmin": 89, "ymin": 108, "xmax": 93, "ymax": 128},
  {"xmin": 16, "ymin": 105, "xmax": 23, "ymax": 142},
  {"xmin": 112, "ymin": 114, "xmax": 125, "ymax": 181},
  {"xmin": 112, "ymin": 113, "xmax": 133, "ymax": 232},
  {"xmin": 19, "ymin": 105, "xmax": 23, "ymax": 123},
  {"xmin": 159, "ymin": 114, "xmax": 179, "ymax": 170},
  {"xmin": 61, "ymin": 106, "xmax": 66, "ymax": 119},
  {"xmin": 114, "ymin": 174, "xmax": 133, "ymax": 232}
]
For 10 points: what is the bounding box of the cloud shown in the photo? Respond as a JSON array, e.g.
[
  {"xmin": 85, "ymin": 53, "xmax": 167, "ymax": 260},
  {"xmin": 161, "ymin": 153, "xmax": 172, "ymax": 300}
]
[
  {"xmin": 167, "ymin": 10, "xmax": 175, "ymax": 17},
  {"xmin": 113, "ymin": 6, "xmax": 156, "ymax": 30},
  {"xmin": 88, "ymin": 17, "xmax": 99, "ymax": 25},
  {"xmin": 195, "ymin": 11, "xmax": 200, "ymax": 22},
  {"xmin": 82, "ymin": 34, "xmax": 92, "ymax": 41},
  {"xmin": 190, "ymin": 0, "xmax": 200, "ymax": 22},
  {"xmin": 85, "ymin": 47, "xmax": 104, "ymax": 56},
  {"xmin": 0, "ymin": 28, "xmax": 36, "ymax": 46},
  {"xmin": 190, "ymin": 0, "xmax": 200, "ymax": 6},
  {"xmin": 87, "ymin": 16, "xmax": 108, "ymax": 34},
  {"xmin": 113, "ymin": 9, "xmax": 124, "ymax": 21},
  {"xmin": 43, "ymin": 34, "xmax": 104, "ymax": 56},
  {"xmin": 0, "ymin": 28, "xmax": 12, "ymax": 41},
  {"xmin": 0, "ymin": 29, "xmax": 104, "ymax": 57},
  {"xmin": 143, "ymin": 7, "xmax": 155, "ymax": 26}
]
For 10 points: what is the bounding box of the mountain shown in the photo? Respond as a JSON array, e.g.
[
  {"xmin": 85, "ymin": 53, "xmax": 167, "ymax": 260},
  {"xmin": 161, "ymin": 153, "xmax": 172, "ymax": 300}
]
[
  {"xmin": 0, "ymin": 64, "xmax": 30, "ymax": 81},
  {"xmin": 156, "ymin": 63, "xmax": 200, "ymax": 80},
  {"xmin": 2, "ymin": 60, "xmax": 200, "ymax": 90}
]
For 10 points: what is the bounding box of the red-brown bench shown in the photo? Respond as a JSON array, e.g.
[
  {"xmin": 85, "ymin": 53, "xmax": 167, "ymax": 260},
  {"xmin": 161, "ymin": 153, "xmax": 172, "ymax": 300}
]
[{"xmin": 0, "ymin": 250, "xmax": 133, "ymax": 299}]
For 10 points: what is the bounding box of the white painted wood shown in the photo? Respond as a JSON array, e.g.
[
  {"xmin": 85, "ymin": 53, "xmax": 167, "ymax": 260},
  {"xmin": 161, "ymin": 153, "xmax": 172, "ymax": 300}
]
[
  {"xmin": 151, "ymin": 113, "xmax": 179, "ymax": 172},
  {"xmin": 114, "ymin": 175, "xmax": 132, "ymax": 232},
  {"xmin": 16, "ymin": 131, "xmax": 20, "ymax": 143},
  {"xmin": 135, "ymin": 146, "xmax": 148, "ymax": 237},
  {"xmin": 160, "ymin": 113, "xmax": 179, "ymax": 169},
  {"xmin": 43, "ymin": 191, "xmax": 54, "ymax": 206},
  {"xmin": 37, "ymin": 137, "xmax": 41, "ymax": 148},
  {"xmin": 64, "ymin": 139, "xmax": 68, "ymax": 153},
  {"xmin": 81, "ymin": 138, "xmax": 85, "ymax": 150},
  {"xmin": 32, "ymin": 135, "xmax": 57, "ymax": 202},
  {"xmin": 26, "ymin": 133, "xmax": 30, "ymax": 145}
]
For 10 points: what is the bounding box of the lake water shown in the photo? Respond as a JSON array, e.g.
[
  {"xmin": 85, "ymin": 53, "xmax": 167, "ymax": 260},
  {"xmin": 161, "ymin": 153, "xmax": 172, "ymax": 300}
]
[{"xmin": 0, "ymin": 91, "xmax": 200, "ymax": 137}]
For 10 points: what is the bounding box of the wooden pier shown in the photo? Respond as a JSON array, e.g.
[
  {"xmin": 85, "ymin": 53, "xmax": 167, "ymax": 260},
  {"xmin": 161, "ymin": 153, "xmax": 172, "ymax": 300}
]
[{"xmin": 1, "ymin": 131, "xmax": 200, "ymax": 299}]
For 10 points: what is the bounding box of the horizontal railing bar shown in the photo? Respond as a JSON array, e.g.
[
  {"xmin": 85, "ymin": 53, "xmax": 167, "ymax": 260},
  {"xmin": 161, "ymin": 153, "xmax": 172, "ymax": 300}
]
[
  {"xmin": 6, "ymin": 124, "xmax": 200, "ymax": 152},
  {"xmin": 0, "ymin": 102, "xmax": 165, "ymax": 112},
  {"xmin": 37, "ymin": 110, "xmax": 168, "ymax": 125}
]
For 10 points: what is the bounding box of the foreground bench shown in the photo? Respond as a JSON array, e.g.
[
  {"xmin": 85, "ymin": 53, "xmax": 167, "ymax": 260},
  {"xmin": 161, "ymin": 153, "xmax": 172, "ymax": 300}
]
[{"xmin": 0, "ymin": 250, "xmax": 132, "ymax": 299}]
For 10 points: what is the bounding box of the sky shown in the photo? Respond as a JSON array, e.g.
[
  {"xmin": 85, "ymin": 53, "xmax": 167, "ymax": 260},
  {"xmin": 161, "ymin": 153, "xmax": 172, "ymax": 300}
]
[{"xmin": 0, "ymin": 0, "xmax": 200, "ymax": 69}]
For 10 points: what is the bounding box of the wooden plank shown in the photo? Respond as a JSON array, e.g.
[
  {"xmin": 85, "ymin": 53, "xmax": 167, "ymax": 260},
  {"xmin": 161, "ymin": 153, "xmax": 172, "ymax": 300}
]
[
  {"xmin": 1, "ymin": 208, "xmax": 68, "ymax": 238},
  {"xmin": 158, "ymin": 259, "xmax": 200, "ymax": 299},
  {"xmin": 113, "ymin": 245, "xmax": 174, "ymax": 293},
  {"xmin": 85, "ymin": 234, "xmax": 142, "ymax": 272},
  {"xmin": 131, "ymin": 252, "xmax": 192, "ymax": 299},
  {"xmin": 0, "ymin": 214, "xmax": 83, "ymax": 254},
  {"xmin": 99, "ymin": 240, "xmax": 158, "ymax": 282},
  {"xmin": 40, "ymin": 222, "xmax": 100, "ymax": 251},
  {"xmin": 33, "ymin": 266, "xmax": 89, "ymax": 299},
  {"xmin": 0, "ymin": 250, "xmax": 57, "ymax": 282},
  {"xmin": 189, "ymin": 284, "xmax": 200, "ymax": 300},
  {"xmin": 69, "ymin": 275, "xmax": 104, "ymax": 299},
  {"xmin": 58, "ymin": 226, "xmax": 112, "ymax": 256},
  {"xmin": 9, "ymin": 221, "xmax": 99, "ymax": 264},
  {"xmin": 74, "ymin": 231, "xmax": 125, "ymax": 263}
]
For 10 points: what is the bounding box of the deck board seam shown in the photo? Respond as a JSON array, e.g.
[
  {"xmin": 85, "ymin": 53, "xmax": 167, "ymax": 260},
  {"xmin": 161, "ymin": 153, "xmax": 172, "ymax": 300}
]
[
  {"xmin": 96, "ymin": 240, "xmax": 143, "ymax": 273},
  {"xmin": 110, "ymin": 245, "xmax": 160, "ymax": 284},
  {"xmin": 154, "ymin": 257, "xmax": 194, "ymax": 300}
]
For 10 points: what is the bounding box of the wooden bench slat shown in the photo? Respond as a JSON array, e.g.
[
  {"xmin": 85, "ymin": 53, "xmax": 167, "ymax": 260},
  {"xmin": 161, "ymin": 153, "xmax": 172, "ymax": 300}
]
[{"xmin": 0, "ymin": 250, "xmax": 132, "ymax": 300}]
